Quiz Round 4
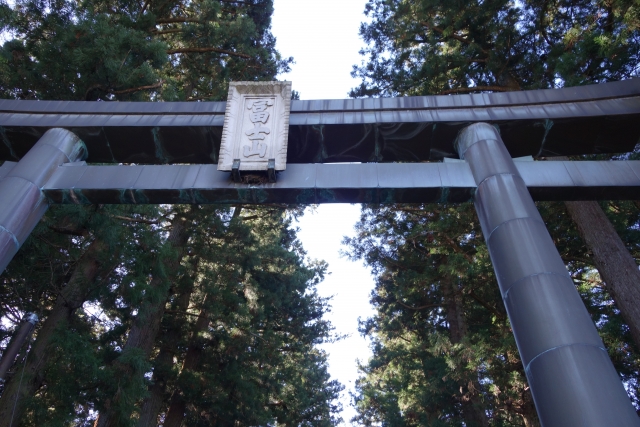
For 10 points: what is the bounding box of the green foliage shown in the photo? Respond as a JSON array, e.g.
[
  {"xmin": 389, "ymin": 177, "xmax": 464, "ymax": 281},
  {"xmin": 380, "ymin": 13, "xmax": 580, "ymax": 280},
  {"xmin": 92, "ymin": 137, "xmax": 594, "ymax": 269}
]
[
  {"xmin": 347, "ymin": 201, "xmax": 640, "ymax": 425},
  {"xmin": 0, "ymin": 205, "xmax": 343, "ymax": 426},
  {"xmin": 349, "ymin": 1, "xmax": 640, "ymax": 425},
  {"xmin": 165, "ymin": 206, "xmax": 343, "ymax": 426},
  {"xmin": 351, "ymin": 0, "xmax": 640, "ymax": 97},
  {"xmin": 0, "ymin": 0, "xmax": 340, "ymax": 423},
  {"xmin": 345, "ymin": 204, "xmax": 538, "ymax": 426},
  {"xmin": 0, "ymin": 0, "xmax": 292, "ymax": 100}
]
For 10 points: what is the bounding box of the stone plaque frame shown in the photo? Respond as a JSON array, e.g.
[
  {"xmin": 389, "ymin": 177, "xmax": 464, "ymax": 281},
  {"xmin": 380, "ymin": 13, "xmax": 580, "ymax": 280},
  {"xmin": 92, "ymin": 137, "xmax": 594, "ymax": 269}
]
[{"xmin": 218, "ymin": 81, "xmax": 292, "ymax": 172}]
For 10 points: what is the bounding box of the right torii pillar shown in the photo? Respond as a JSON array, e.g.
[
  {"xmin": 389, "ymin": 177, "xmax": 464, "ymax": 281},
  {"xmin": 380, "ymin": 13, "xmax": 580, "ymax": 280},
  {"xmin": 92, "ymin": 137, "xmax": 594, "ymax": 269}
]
[{"xmin": 456, "ymin": 123, "xmax": 639, "ymax": 426}]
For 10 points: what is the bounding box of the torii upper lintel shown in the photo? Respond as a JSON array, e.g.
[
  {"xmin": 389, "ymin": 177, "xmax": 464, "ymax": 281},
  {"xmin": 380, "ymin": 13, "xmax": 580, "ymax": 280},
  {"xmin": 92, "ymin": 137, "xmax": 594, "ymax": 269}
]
[{"xmin": 0, "ymin": 79, "xmax": 638, "ymax": 164}]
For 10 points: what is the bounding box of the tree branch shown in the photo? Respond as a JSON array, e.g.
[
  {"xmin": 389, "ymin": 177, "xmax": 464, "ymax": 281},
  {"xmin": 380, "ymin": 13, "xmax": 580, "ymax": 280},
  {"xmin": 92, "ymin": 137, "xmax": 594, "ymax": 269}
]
[
  {"xmin": 435, "ymin": 231, "xmax": 474, "ymax": 263},
  {"xmin": 396, "ymin": 300, "xmax": 443, "ymax": 311},
  {"xmin": 394, "ymin": 334, "xmax": 413, "ymax": 344},
  {"xmin": 231, "ymin": 206, "xmax": 243, "ymax": 220},
  {"xmin": 111, "ymin": 215, "xmax": 158, "ymax": 225},
  {"xmin": 561, "ymin": 255, "xmax": 592, "ymax": 265},
  {"xmin": 467, "ymin": 291, "xmax": 505, "ymax": 319},
  {"xmin": 439, "ymin": 86, "xmax": 515, "ymax": 95},
  {"xmin": 86, "ymin": 81, "xmax": 163, "ymax": 99},
  {"xmin": 236, "ymin": 203, "xmax": 290, "ymax": 210},
  {"xmin": 164, "ymin": 309, "xmax": 201, "ymax": 317},
  {"xmin": 138, "ymin": 0, "xmax": 151, "ymax": 17},
  {"xmin": 238, "ymin": 214, "xmax": 262, "ymax": 221},
  {"xmin": 152, "ymin": 28, "xmax": 183, "ymax": 35},
  {"xmin": 110, "ymin": 81, "xmax": 163, "ymax": 95},
  {"xmin": 167, "ymin": 47, "xmax": 250, "ymax": 58},
  {"xmin": 421, "ymin": 22, "xmax": 488, "ymax": 54},
  {"xmin": 156, "ymin": 17, "xmax": 201, "ymax": 24},
  {"xmin": 47, "ymin": 225, "xmax": 89, "ymax": 237}
]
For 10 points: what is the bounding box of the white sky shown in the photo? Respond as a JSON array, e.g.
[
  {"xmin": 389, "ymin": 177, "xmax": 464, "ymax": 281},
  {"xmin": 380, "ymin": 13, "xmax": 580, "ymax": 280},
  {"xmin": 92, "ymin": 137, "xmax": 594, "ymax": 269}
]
[
  {"xmin": 295, "ymin": 205, "xmax": 374, "ymax": 426},
  {"xmin": 271, "ymin": 0, "xmax": 368, "ymax": 100},
  {"xmin": 271, "ymin": 1, "xmax": 373, "ymax": 425}
]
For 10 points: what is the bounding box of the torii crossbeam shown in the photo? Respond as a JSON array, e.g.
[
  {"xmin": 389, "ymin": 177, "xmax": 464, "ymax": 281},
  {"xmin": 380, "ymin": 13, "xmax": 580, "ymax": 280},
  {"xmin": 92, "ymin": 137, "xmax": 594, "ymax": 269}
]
[{"xmin": 1, "ymin": 80, "xmax": 640, "ymax": 427}]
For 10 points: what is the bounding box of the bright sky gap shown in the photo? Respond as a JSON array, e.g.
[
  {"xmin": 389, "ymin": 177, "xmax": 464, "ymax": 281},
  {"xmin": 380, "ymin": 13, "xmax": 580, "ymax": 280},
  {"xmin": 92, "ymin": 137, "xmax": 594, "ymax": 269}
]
[{"xmin": 271, "ymin": 1, "xmax": 372, "ymax": 424}]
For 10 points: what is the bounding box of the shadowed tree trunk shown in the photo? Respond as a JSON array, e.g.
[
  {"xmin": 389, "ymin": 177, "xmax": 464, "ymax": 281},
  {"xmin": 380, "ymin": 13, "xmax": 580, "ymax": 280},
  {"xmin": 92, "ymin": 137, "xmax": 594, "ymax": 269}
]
[
  {"xmin": 521, "ymin": 393, "xmax": 540, "ymax": 427},
  {"xmin": 443, "ymin": 280, "xmax": 489, "ymax": 427},
  {"xmin": 136, "ymin": 265, "xmax": 197, "ymax": 427},
  {"xmin": 163, "ymin": 297, "xmax": 210, "ymax": 427},
  {"xmin": 564, "ymin": 200, "xmax": 640, "ymax": 350},
  {"xmin": 161, "ymin": 208, "xmax": 245, "ymax": 426},
  {"xmin": 549, "ymin": 156, "xmax": 640, "ymax": 351},
  {"xmin": 94, "ymin": 211, "xmax": 191, "ymax": 427},
  {"xmin": 0, "ymin": 237, "xmax": 107, "ymax": 427}
]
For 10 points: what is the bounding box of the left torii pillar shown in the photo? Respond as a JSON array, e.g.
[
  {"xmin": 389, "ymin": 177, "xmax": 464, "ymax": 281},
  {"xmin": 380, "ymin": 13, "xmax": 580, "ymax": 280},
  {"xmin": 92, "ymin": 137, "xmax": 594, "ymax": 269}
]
[{"xmin": 0, "ymin": 128, "xmax": 86, "ymax": 272}]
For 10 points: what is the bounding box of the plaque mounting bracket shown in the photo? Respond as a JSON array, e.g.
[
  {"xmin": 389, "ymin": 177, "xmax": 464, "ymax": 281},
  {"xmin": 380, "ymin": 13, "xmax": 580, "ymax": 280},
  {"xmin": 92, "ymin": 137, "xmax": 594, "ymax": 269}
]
[
  {"xmin": 232, "ymin": 159, "xmax": 241, "ymax": 183},
  {"xmin": 230, "ymin": 158, "xmax": 277, "ymax": 183}
]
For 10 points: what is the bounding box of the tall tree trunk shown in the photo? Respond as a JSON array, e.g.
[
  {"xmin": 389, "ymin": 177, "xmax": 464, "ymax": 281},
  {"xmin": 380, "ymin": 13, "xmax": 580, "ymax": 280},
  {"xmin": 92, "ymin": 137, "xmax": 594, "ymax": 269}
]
[
  {"xmin": 93, "ymin": 211, "xmax": 190, "ymax": 427},
  {"xmin": 136, "ymin": 266, "xmax": 196, "ymax": 427},
  {"xmin": 520, "ymin": 389, "xmax": 540, "ymax": 427},
  {"xmin": 563, "ymin": 200, "xmax": 640, "ymax": 350},
  {"xmin": 163, "ymin": 298, "xmax": 210, "ymax": 427},
  {"xmin": 0, "ymin": 237, "xmax": 107, "ymax": 427},
  {"xmin": 444, "ymin": 281, "xmax": 467, "ymax": 344},
  {"xmin": 443, "ymin": 280, "xmax": 489, "ymax": 427},
  {"xmin": 550, "ymin": 156, "xmax": 640, "ymax": 350}
]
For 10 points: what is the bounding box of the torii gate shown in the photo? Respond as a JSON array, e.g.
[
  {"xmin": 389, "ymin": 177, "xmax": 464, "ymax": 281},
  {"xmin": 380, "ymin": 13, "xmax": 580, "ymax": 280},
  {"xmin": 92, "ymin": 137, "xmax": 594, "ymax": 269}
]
[{"xmin": 1, "ymin": 80, "xmax": 640, "ymax": 426}]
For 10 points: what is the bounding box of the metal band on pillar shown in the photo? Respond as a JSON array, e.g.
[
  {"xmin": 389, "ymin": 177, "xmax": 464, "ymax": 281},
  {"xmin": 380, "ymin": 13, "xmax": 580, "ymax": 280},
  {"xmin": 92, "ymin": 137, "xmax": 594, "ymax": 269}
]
[
  {"xmin": 455, "ymin": 123, "xmax": 639, "ymax": 427},
  {"xmin": 0, "ymin": 128, "xmax": 86, "ymax": 273}
]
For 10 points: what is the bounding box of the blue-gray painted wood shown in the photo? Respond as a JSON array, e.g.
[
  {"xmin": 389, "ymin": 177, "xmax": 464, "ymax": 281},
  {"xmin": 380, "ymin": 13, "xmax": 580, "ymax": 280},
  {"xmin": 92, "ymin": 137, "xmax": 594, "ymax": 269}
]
[
  {"xmin": 37, "ymin": 160, "xmax": 640, "ymax": 205},
  {"xmin": 0, "ymin": 78, "xmax": 636, "ymax": 118},
  {"xmin": 457, "ymin": 123, "xmax": 640, "ymax": 427},
  {"xmin": 0, "ymin": 129, "xmax": 86, "ymax": 272},
  {"xmin": 0, "ymin": 80, "xmax": 639, "ymax": 164}
]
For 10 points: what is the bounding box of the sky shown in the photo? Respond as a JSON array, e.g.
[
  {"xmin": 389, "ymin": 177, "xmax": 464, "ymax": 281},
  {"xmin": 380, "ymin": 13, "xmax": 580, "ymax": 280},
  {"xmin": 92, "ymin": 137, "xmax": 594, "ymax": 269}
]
[
  {"xmin": 270, "ymin": 1, "xmax": 373, "ymax": 424},
  {"xmin": 271, "ymin": 0, "xmax": 369, "ymax": 100}
]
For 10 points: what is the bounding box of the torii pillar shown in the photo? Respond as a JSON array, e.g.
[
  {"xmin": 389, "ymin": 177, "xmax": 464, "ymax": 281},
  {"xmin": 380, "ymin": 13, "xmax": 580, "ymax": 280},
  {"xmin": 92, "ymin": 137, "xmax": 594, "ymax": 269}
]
[
  {"xmin": 457, "ymin": 123, "xmax": 639, "ymax": 427},
  {"xmin": 0, "ymin": 128, "xmax": 86, "ymax": 272}
]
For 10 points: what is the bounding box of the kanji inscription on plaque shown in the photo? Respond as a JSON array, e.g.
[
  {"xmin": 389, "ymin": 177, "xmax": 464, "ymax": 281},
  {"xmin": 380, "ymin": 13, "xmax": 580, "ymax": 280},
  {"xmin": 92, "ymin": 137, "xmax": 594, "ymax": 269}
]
[{"xmin": 218, "ymin": 81, "xmax": 292, "ymax": 172}]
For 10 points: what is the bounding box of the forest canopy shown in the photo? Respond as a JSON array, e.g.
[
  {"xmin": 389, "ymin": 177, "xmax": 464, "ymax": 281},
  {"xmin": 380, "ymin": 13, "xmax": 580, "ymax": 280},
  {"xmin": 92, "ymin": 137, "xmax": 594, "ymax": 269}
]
[
  {"xmin": 346, "ymin": 0, "xmax": 640, "ymax": 426},
  {"xmin": 0, "ymin": 0, "xmax": 344, "ymax": 426}
]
